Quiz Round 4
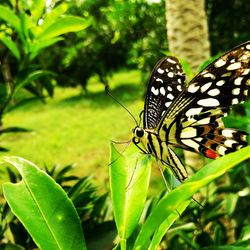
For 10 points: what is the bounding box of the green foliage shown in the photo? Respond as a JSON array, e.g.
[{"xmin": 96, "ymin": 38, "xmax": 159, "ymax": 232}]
[
  {"xmin": 2, "ymin": 157, "xmax": 86, "ymax": 250},
  {"xmin": 109, "ymin": 144, "xmax": 250, "ymax": 249},
  {"xmin": 109, "ymin": 143, "xmax": 151, "ymax": 245},
  {"xmin": 41, "ymin": 0, "xmax": 166, "ymax": 90},
  {"xmin": 206, "ymin": 0, "xmax": 250, "ymax": 54},
  {"xmin": 0, "ymin": 159, "xmax": 114, "ymax": 249},
  {"xmin": 1, "ymin": 146, "xmax": 249, "ymax": 249},
  {"xmin": 0, "ymin": 2, "xmax": 89, "ymax": 115},
  {"xmin": 0, "ymin": 1, "xmax": 89, "ymax": 149}
]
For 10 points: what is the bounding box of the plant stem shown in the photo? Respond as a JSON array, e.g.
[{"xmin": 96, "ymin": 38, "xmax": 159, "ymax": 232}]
[{"xmin": 120, "ymin": 238, "xmax": 127, "ymax": 250}]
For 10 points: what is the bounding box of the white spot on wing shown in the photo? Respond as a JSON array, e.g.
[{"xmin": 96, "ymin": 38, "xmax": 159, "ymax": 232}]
[
  {"xmin": 224, "ymin": 139, "xmax": 237, "ymax": 147},
  {"xmin": 232, "ymin": 98, "xmax": 239, "ymax": 104},
  {"xmin": 227, "ymin": 62, "xmax": 241, "ymax": 70},
  {"xmin": 218, "ymin": 145, "xmax": 227, "ymax": 155},
  {"xmin": 222, "ymin": 72, "xmax": 232, "ymax": 77},
  {"xmin": 168, "ymin": 72, "xmax": 174, "ymax": 78},
  {"xmin": 157, "ymin": 68, "xmax": 164, "ymax": 74},
  {"xmin": 195, "ymin": 137, "xmax": 203, "ymax": 142},
  {"xmin": 216, "ymin": 80, "xmax": 225, "ymax": 86},
  {"xmin": 187, "ymin": 84, "xmax": 200, "ymax": 93},
  {"xmin": 177, "ymin": 85, "xmax": 182, "ymax": 91},
  {"xmin": 165, "ymin": 101, "xmax": 172, "ymax": 107},
  {"xmin": 181, "ymin": 139, "xmax": 199, "ymax": 151},
  {"xmin": 222, "ymin": 129, "xmax": 234, "ymax": 137},
  {"xmin": 242, "ymin": 69, "xmax": 250, "ymax": 75},
  {"xmin": 197, "ymin": 98, "xmax": 220, "ymax": 107},
  {"xmin": 167, "ymin": 58, "xmax": 177, "ymax": 64},
  {"xmin": 232, "ymin": 88, "xmax": 240, "ymax": 95},
  {"xmin": 200, "ymin": 82, "xmax": 212, "ymax": 92},
  {"xmin": 234, "ymin": 77, "xmax": 243, "ymax": 85},
  {"xmin": 177, "ymin": 78, "xmax": 182, "ymax": 84},
  {"xmin": 215, "ymin": 59, "xmax": 226, "ymax": 68},
  {"xmin": 185, "ymin": 107, "xmax": 203, "ymax": 117},
  {"xmin": 208, "ymin": 88, "xmax": 220, "ymax": 96},
  {"xmin": 167, "ymin": 93, "xmax": 174, "ymax": 100},
  {"xmin": 203, "ymin": 73, "xmax": 216, "ymax": 79},
  {"xmin": 156, "ymin": 78, "xmax": 163, "ymax": 83},
  {"xmin": 167, "ymin": 86, "xmax": 172, "ymax": 91},
  {"xmin": 160, "ymin": 87, "xmax": 166, "ymax": 95},
  {"xmin": 181, "ymin": 127, "xmax": 197, "ymax": 138},
  {"xmin": 151, "ymin": 86, "xmax": 159, "ymax": 95},
  {"xmin": 198, "ymin": 117, "xmax": 211, "ymax": 125},
  {"xmin": 246, "ymin": 44, "xmax": 250, "ymax": 50}
]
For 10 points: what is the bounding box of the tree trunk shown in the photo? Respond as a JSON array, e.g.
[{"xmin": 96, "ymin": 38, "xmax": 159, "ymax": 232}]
[
  {"xmin": 166, "ymin": 0, "xmax": 210, "ymax": 72},
  {"xmin": 165, "ymin": 0, "xmax": 210, "ymax": 170}
]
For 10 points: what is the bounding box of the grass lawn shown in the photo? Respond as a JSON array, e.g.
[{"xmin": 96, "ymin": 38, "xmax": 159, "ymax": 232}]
[{"xmin": 1, "ymin": 70, "xmax": 165, "ymax": 192}]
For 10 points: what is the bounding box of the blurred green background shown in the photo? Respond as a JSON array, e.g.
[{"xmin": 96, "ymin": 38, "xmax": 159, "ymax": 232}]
[{"xmin": 0, "ymin": 0, "xmax": 249, "ymax": 188}]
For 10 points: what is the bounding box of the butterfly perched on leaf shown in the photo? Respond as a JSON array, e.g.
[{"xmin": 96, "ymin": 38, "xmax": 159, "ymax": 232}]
[{"xmin": 132, "ymin": 41, "xmax": 250, "ymax": 182}]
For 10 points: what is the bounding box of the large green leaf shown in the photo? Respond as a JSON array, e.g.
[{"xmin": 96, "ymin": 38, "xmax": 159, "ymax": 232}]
[
  {"xmin": 133, "ymin": 146, "xmax": 250, "ymax": 249},
  {"xmin": 110, "ymin": 143, "xmax": 151, "ymax": 246},
  {"xmin": 0, "ymin": 5, "xmax": 21, "ymax": 33},
  {"xmin": 38, "ymin": 16, "xmax": 90, "ymax": 40},
  {"xmin": 39, "ymin": 3, "xmax": 68, "ymax": 32},
  {"xmin": 0, "ymin": 34, "xmax": 20, "ymax": 60},
  {"xmin": 2, "ymin": 156, "xmax": 86, "ymax": 250},
  {"xmin": 14, "ymin": 70, "xmax": 54, "ymax": 95},
  {"xmin": 148, "ymin": 200, "xmax": 190, "ymax": 250},
  {"xmin": 29, "ymin": 0, "xmax": 46, "ymax": 24},
  {"xmin": 29, "ymin": 37, "xmax": 64, "ymax": 60}
]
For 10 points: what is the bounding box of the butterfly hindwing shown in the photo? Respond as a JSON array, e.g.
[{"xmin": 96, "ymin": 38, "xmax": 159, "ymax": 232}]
[{"xmin": 143, "ymin": 56, "xmax": 186, "ymax": 129}]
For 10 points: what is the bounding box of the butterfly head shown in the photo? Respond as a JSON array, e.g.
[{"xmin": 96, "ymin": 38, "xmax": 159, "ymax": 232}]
[{"xmin": 132, "ymin": 126, "xmax": 145, "ymax": 144}]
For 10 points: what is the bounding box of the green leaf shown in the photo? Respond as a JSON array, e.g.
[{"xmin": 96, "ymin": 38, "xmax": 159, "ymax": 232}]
[
  {"xmin": 29, "ymin": 0, "xmax": 46, "ymax": 24},
  {"xmin": 0, "ymin": 126, "xmax": 30, "ymax": 135},
  {"xmin": 110, "ymin": 143, "xmax": 151, "ymax": 241},
  {"xmin": 38, "ymin": 16, "xmax": 91, "ymax": 40},
  {"xmin": 0, "ymin": 34, "xmax": 20, "ymax": 60},
  {"xmin": 14, "ymin": 70, "xmax": 54, "ymax": 95},
  {"xmin": 0, "ymin": 5, "xmax": 21, "ymax": 33},
  {"xmin": 29, "ymin": 37, "xmax": 64, "ymax": 60},
  {"xmin": 148, "ymin": 200, "xmax": 190, "ymax": 250},
  {"xmin": 0, "ymin": 243, "xmax": 25, "ymax": 250},
  {"xmin": 133, "ymin": 146, "xmax": 250, "ymax": 249},
  {"xmin": 39, "ymin": 3, "xmax": 68, "ymax": 32},
  {"xmin": 2, "ymin": 156, "xmax": 86, "ymax": 250},
  {"xmin": 0, "ymin": 83, "xmax": 8, "ymax": 102},
  {"xmin": 202, "ymin": 246, "xmax": 249, "ymax": 250}
]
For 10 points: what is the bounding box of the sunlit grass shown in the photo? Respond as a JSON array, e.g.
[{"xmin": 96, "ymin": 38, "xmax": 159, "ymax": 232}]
[{"xmin": 1, "ymin": 70, "xmax": 155, "ymax": 188}]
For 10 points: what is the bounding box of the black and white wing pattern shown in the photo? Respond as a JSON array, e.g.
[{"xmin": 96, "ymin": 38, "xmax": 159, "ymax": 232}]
[
  {"xmin": 158, "ymin": 41, "xmax": 250, "ymax": 159},
  {"xmin": 143, "ymin": 56, "xmax": 185, "ymax": 129},
  {"xmin": 133, "ymin": 41, "xmax": 250, "ymax": 183}
]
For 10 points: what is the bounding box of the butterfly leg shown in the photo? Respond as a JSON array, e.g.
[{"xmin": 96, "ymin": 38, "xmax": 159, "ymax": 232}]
[
  {"xmin": 109, "ymin": 140, "xmax": 132, "ymax": 166},
  {"xmin": 161, "ymin": 147, "xmax": 188, "ymax": 183}
]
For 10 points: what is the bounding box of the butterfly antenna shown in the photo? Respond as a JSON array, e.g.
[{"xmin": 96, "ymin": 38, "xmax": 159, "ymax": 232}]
[{"xmin": 105, "ymin": 86, "xmax": 139, "ymax": 126}]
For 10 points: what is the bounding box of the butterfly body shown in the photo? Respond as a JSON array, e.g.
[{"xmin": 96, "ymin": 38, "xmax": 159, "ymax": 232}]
[
  {"xmin": 132, "ymin": 42, "xmax": 250, "ymax": 182},
  {"xmin": 133, "ymin": 125, "xmax": 188, "ymax": 182}
]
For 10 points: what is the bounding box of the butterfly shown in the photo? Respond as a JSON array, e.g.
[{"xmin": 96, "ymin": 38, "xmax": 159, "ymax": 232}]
[{"xmin": 132, "ymin": 41, "xmax": 250, "ymax": 182}]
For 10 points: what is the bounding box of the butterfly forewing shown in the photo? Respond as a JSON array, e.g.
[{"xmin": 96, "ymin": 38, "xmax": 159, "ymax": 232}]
[
  {"xmin": 159, "ymin": 41, "xmax": 250, "ymax": 159},
  {"xmin": 164, "ymin": 41, "xmax": 250, "ymax": 120},
  {"xmin": 143, "ymin": 56, "xmax": 186, "ymax": 129}
]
